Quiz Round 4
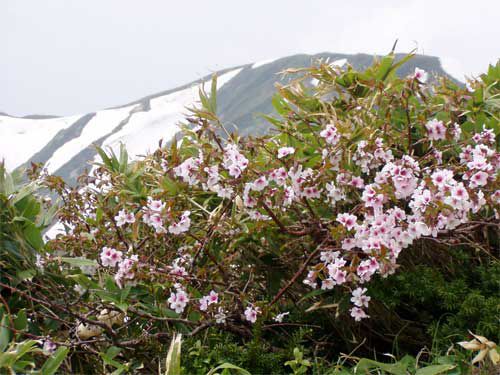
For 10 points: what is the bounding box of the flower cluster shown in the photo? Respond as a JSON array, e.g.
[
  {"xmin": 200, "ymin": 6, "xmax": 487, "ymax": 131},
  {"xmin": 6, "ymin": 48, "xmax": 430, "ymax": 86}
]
[{"xmin": 57, "ymin": 63, "xmax": 498, "ymax": 337}]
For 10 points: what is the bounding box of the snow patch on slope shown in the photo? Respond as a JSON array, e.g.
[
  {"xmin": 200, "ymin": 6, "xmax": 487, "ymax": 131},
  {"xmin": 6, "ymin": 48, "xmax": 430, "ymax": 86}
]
[
  {"xmin": 330, "ymin": 58, "xmax": 347, "ymax": 67},
  {"xmin": 252, "ymin": 58, "xmax": 278, "ymax": 69},
  {"xmin": 0, "ymin": 114, "xmax": 81, "ymax": 171},
  {"xmin": 45, "ymin": 105, "xmax": 135, "ymax": 174},
  {"xmin": 100, "ymin": 68, "xmax": 243, "ymax": 158}
]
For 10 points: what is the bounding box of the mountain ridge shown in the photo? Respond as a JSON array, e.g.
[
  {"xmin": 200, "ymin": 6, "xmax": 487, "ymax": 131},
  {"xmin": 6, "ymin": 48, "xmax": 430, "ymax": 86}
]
[{"xmin": 0, "ymin": 52, "xmax": 458, "ymax": 184}]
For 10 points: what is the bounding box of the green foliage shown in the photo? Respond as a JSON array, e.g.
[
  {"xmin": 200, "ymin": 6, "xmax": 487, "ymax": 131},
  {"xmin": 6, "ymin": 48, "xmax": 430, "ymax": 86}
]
[
  {"xmin": 285, "ymin": 348, "xmax": 312, "ymax": 374},
  {"xmin": 0, "ymin": 312, "xmax": 68, "ymax": 375}
]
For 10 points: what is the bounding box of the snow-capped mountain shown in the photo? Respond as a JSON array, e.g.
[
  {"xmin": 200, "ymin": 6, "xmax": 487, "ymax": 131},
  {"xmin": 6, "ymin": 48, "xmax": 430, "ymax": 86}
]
[{"xmin": 0, "ymin": 52, "xmax": 456, "ymax": 184}]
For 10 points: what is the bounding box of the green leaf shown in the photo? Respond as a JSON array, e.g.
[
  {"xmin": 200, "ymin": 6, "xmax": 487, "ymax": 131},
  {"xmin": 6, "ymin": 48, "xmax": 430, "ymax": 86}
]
[
  {"xmin": 67, "ymin": 274, "xmax": 98, "ymax": 290},
  {"xmin": 11, "ymin": 183, "xmax": 38, "ymax": 205},
  {"xmin": 415, "ymin": 364, "xmax": 456, "ymax": 375},
  {"xmin": 14, "ymin": 310, "xmax": 27, "ymax": 331},
  {"xmin": 23, "ymin": 222, "xmax": 44, "ymax": 251},
  {"xmin": 206, "ymin": 362, "xmax": 251, "ymax": 375},
  {"xmin": 60, "ymin": 257, "xmax": 98, "ymax": 268},
  {"xmin": 355, "ymin": 358, "xmax": 407, "ymax": 375},
  {"xmin": 119, "ymin": 144, "xmax": 129, "ymax": 173},
  {"xmin": 40, "ymin": 346, "xmax": 69, "ymax": 375},
  {"xmin": 0, "ymin": 315, "xmax": 11, "ymax": 352},
  {"xmin": 100, "ymin": 346, "xmax": 127, "ymax": 374},
  {"xmin": 16, "ymin": 269, "xmax": 36, "ymax": 283},
  {"xmin": 164, "ymin": 333, "xmax": 182, "ymax": 375},
  {"xmin": 375, "ymin": 54, "xmax": 395, "ymax": 82},
  {"xmin": 210, "ymin": 74, "xmax": 218, "ymax": 113}
]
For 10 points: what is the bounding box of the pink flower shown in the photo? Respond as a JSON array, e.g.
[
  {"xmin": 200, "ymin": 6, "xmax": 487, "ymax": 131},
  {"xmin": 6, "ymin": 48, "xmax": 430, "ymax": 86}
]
[
  {"xmin": 320, "ymin": 124, "xmax": 340, "ymax": 145},
  {"xmin": 244, "ymin": 305, "xmax": 261, "ymax": 323},
  {"xmin": 269, "ymin": 168, "xmax": 288, "ymax": 186},
  {"xmin": 277, "ymin": 147, "xmax": 295, "ymax": 159},
  {"xmin": 350, "ymin": 176, "xmax": 365, "ymax": 189},
  {"xmin": 114, "ymin": 209, "xmax": 135, "ymax": 227},
  {"xmin": 168, "ymin": 290, "xmax": 189, "ymax": 314},
  {"xmin": 337, "ymin": 213, "xmax": 358, "ymax": 230},
  {"xmin": 331, "ymin": 269, "xmax": 347, "ymax": 285},
  {"xmin": 413, "ymin": 67, "xmax": 428, "ymax": 83},
  {"xmin": 223, "ymin": 144, "xmax": 248, "ymax": 178},
  {"xmin": 200, "ymin": 290, "xmax": 219, "ymax": 310},
  {"xmin": 250, "ymin": 176, "xmax": 268, "ymax": 192},
  {"xmin": 342, "ymin": 238, "xmax": 357, "ymax": 250},
  {"xmin": 174, "ymin": 155, "xmax": 202, "ymax": 186},
  {"xmin": 168, "ymin": 211, "xmax": 191, "ymax": 235},
  {"xmin": 431, "ymin": 169, "xmax": 454, "ymax": 189},
  {"xmin": 350, "ymin": 307, "xmax": 369, "ymax": 321},
  {"xmin": 321, "ymin": 278, "xmax": 335, "ymax": 290},
  {"xmin": 350, "ymin": 287, "xmax": 371, "ymax": 308},
  {"xmin": 425, "ymin": 119, "xmax": 447, "ymax": 141},
  {"xmin": 357, "ymin": 257, "xmax": 379, "ymax": 282},
  {"xmin": 147, "ymin": 197, "xmax": 165, "ymax": 212},
  {"xmin": 469, "ymin": 171, "xmax": 488, "ymax": 187},
  {"xmin": 199, "ymin": 296, "xmax": 209, "ymax": 311},
  {"xmin": 42, "ymin": 339, "xmax": 57, "ymax": 355},
  {"xmin": 207, "ymin": 290, "xmax": 218, "ymax": 304},
  {"xmin": 100, "ymin": 247, "xmax": 123, "ymax": 267},
  {"xmin": 143, "ymin": 212, "xmax": 164, "ymax": 232},
  {"xmin": 114, "ymin": 254, "xmax": 138, "ymax": 288},
  {"xmin": 451, "ymin": 183, "xmax": 469, "ymax": 201},
  {"xmin": 303, "ymin": 185, "xmax": 321, "ymax": 199}
]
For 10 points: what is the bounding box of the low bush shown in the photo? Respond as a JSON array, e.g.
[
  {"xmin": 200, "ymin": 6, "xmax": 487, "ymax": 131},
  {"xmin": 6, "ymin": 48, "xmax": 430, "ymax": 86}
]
[{"xmin": 0, "ymin": 52, "xmax": 499, "ymax": 373}]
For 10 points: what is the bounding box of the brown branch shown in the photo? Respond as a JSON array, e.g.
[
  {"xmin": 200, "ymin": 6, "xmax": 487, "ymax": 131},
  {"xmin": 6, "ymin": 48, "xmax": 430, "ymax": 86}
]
[
  {"xmin": 269, "ymin": 242, "xmax": 324, "ymax": 306},
  {"xmin": 261, "ymin": 202, "xmax": 310, "ymax": 236}
]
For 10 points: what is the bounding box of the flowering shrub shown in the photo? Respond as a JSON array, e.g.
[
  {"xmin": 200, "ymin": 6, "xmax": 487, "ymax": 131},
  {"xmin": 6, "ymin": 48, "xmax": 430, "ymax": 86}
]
[{"xmin": 2, "ymin": 54, "xmax": 499, "ymax": 372}]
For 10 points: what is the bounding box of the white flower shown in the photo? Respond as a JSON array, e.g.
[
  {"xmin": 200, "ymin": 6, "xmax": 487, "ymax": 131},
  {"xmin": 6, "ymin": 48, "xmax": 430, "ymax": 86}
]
[
  {"xmin": 250, "ymin": 176, "xmax": 268, "ymax": 192},
  {"xmin": 147, "ymin": 197, "xmax": 165, "ymax": 212},
  {"xmin": 222, "ymin": 144, "xmax": 248, "ymax": 178},
  {"xmin": 336, "ymin": 213, "xmax": 358, "ymax": 230},
  {"xmin": 321, "ymin": 278, "xmax": 335, "ymax": 290},
  {"xmin": 244, "ymin": 305, "xmax": 260, "ymax": 323},
  {"xmin": 100, "ymin": 247, "xmax": 123, "ymax": 267},
  {"xmin": 350, "ymin": 307, "xmax": 369, "ymax": 321},
  {"xmin": 42, "ymin": 339, "xmax": 57, "ymax": 355},
  {"xmin": 215, "ymin": 307, "xmax": 227, "ymax": 324},
  {"xmin": 168, "ymin": 211, "xmax": 191, "ymax": 235},
  {"xmin": 320, "ymin": 124, "xmax": 340, "ymax": 145},
  {"xmin": 413, "ymin": 67, "xmax": 428, "ymax": 83},
  {"xmin": 114, "ymin": 209, "xmax": 135, "ymax": 227},
  {"xmin": 74, "ymin": 284, "xmax": 86, "ymax": 295},
  {"xmin": 273, "ymin": 311, "xmax": 290, "ymax": 323},
  {"xmin": 425, "ymin": 119, "xmax": 447, "ymax": 141},
  {"xmin": 277, "ymin": 147, "xmax": 295, "ymax": 159},
  {"xmin": 350, "ymin": 287, "xmax": 371, "ymax": 308},
  {"xmin": 168, "ymin": 290, "xmax": 189, "ymax": 314}
]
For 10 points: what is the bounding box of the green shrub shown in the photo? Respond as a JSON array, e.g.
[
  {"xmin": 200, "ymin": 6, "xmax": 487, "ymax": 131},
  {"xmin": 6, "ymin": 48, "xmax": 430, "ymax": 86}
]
[{"xmin": 0, "ymin": 54, "xmax": 498, "ymax": 373}]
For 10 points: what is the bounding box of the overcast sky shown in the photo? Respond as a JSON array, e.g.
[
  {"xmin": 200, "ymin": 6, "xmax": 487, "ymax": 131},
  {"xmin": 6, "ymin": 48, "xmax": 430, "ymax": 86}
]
[{"xmin": 2, "ymin": 0, "xmax": 499, "ymax": 116}]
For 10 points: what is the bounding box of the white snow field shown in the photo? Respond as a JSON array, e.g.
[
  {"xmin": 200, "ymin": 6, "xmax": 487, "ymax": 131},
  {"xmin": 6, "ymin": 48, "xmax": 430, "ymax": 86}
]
[
  {"xmin": 252, "ymin": 58, "xmax": 279, "ymax": 69},
  {"xmin": 100, "ymin": 67, "xmax": 243, "ymax": 159},
  {"xmin": 45, "ymin": 105, "xmax": 136, "ymax": 174},
  {"xmin": 0, "ymin": 114, "xmax": 81, "ymax": 171},
  {"xmin": 1, "ymin": 67, "xmax": 243, "ymax": 175}
]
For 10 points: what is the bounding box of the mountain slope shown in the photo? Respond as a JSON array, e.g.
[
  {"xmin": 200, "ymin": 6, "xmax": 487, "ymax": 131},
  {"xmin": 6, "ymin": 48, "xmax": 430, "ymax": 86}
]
[{"xmin": 0, "ymin": 52, "xmax": 457, "ymax": 184}]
